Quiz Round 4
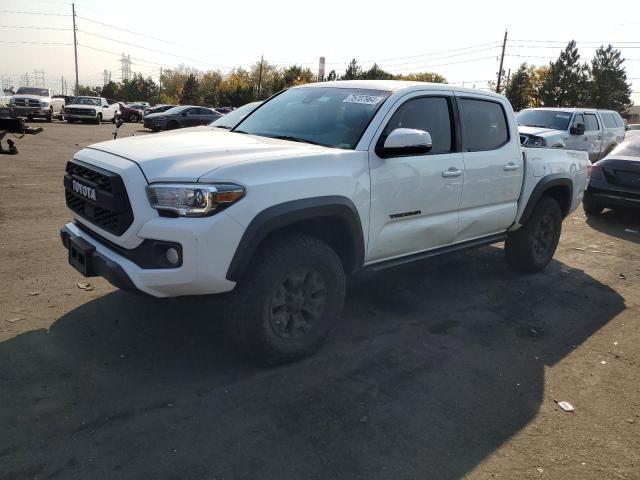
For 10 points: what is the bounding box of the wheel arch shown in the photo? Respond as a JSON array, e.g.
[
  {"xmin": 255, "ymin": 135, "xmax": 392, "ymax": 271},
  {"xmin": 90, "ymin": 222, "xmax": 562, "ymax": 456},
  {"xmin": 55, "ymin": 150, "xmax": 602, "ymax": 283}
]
[
  {"xmin": 519, "ymin": 174, "xmax": 573, "ymax": 225},
  {"xmin": 226, "ymin": 196, "xmax": 365, "ymax": 282}
]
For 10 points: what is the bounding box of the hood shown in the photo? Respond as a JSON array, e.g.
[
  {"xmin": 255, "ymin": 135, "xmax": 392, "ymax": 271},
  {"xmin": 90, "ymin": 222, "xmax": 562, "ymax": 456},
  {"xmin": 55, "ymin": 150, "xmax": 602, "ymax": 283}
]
[
  {"xmin": 67, "ymin": 103, "xmax": 100, "ymax": 109},
  {"xmin": 86, "ymin": 127, "xmax": 331, "ymax": 182},
  {"xmin": 518, "ymin": 125, "xmax": 563, "ymax": 137},
  {"xmin": 13, "ymin": 94, "xmax": 49, "ymax": 101}
]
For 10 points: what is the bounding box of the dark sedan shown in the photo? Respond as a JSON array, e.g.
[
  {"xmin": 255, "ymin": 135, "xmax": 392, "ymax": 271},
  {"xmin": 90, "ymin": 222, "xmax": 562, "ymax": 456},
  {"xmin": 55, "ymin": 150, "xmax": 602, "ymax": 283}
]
[
  {"xmin": 583, "ymin": 137, "xmax": 640, "ymax": 215},
  {"xmin": 143, "ymin": 105, "xmax": 222, "ymax": 131}
]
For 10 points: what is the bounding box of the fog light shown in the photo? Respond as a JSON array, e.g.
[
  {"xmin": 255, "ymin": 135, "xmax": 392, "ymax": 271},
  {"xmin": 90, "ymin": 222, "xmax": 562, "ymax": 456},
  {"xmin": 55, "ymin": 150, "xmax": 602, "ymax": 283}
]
[{"xmin": 166, "ymin": 247, "xmax": 180, "ymax": 266}]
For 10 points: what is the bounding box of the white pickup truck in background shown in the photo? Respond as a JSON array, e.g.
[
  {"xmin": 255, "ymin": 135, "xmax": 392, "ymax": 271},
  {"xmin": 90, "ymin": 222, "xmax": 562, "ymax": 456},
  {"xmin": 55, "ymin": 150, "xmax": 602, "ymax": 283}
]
[
  {"xmin": 518, "ymin": 107, "xmax": 626, "ymax": 162},
  {"xmin": 10, "ymin": 87, "xmax": 65, "ymax": 122},
  {"xmin": 60, "ymin": 80, "xmax": 590, "ymax": 364},
  {"xmin": 64, "ymin": 96, "xmax": 119, "ymax": 124}
]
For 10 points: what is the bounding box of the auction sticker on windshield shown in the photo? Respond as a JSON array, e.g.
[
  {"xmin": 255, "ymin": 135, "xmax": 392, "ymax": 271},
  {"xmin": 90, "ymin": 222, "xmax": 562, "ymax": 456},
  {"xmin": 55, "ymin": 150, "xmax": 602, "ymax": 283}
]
[{"xmin": 342, "ymin": 94, "xmax": 384, "ymax": 105}]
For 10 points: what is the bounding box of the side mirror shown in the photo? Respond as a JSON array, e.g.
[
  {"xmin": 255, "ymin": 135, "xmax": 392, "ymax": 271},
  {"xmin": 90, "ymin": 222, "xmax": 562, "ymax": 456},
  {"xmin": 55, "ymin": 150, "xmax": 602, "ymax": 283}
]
[
  {"xmin": 103, "ymin": 105, "xmax": 109, "ymax": 109},
  {"xmin": 377, "ymin": 128, "xmax": 433, "ymax": 158},
  {"xmin": 570, "ymin": 123, "xmax": 585, "ymax": 135}
]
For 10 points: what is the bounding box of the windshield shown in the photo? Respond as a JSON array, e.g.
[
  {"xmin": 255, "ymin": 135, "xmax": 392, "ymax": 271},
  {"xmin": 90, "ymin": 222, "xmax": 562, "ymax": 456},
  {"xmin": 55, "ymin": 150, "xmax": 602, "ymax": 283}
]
[
  {"xmin": 517, "ymin": 110, "xmax": 573, "ymax": 130},
  {"xmin": 161, "ymin": 106, "xmax": 189, "ymax": 115},
  {"xmin": 210, "ymin": 102, "xmax": 262, "ymax": 129},
  {"xmin": 16, "ymin": 87, "xmax": 48, "ymax": 96},
  {"xmin": 233, "ymin": 87, "xmax": 391, "ymax": 149},
  {"xmin": 611, "ymin": 137, "xmax": 640, "ymax": 157},
  {"xmin": 73, "ymin": 97, "xmax": 101, "ymax": 106}
]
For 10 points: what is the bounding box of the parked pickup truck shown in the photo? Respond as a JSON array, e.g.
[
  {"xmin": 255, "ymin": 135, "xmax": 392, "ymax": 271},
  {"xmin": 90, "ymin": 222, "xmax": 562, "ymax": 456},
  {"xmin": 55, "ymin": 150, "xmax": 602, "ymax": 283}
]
[
  {"xmin": 10, "ymin": 87, "xmax": 64, "ymax": 122},
  {"xmin": 64, "ymin": 96, "xmax": 119, "ymax": 124},
  {"xmin": 518, "ymin": 107, "xmax": 626, "ymax": 162},
  {"xmin": 60, "ymin": 80, "xmax": 590, "ymax": 364}
]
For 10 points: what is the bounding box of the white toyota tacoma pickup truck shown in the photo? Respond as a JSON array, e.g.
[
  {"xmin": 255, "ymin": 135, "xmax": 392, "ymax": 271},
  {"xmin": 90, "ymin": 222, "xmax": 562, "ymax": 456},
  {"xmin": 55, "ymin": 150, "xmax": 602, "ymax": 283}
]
[{"xmin": 61, "ymin": 80, "xmax": 589, "ymax": 363}]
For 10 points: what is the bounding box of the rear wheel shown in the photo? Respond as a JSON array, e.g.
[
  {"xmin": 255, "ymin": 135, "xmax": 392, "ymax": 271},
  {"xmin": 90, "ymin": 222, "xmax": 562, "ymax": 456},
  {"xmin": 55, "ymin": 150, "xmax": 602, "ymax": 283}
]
[
  {"xmin": 228, "ymin": 234, "xmax": 346, "ymax": 365},
  {"xmin": 130, "ymin": 113, "xmax": 139, "ymax": 123},
  {"xmin": 505, "ymin": 196, "xmax": 562, "ymax": 273}
]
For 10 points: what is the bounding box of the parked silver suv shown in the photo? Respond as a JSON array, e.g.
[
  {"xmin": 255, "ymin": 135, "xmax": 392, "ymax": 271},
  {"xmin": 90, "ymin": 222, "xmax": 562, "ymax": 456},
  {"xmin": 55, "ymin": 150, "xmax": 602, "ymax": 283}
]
[{"xmin": 517, "ymin": 108, "xmax": 625, "ymax": 162}]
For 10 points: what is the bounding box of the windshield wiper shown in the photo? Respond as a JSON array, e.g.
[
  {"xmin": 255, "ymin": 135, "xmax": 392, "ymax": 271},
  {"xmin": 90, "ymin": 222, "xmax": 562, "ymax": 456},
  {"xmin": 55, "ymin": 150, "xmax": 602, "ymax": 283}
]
[
  {"xmin": 268, "ymin": 135, "xmax": 321, "ymax": 145},
  {"xmin": 526, "ymin": 124, "xmax": 552, "ymax": 129}
]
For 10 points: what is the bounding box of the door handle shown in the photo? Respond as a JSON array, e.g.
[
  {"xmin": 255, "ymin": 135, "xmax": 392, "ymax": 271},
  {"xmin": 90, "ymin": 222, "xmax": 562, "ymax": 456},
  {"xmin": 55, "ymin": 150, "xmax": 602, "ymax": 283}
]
[
  {"xmin": 441, "ymin": 168, "xmax": 462, "ymax": 178},
  {"xmin": 503, "ymin": 162, "xmax": 520, "ymax": 171}
]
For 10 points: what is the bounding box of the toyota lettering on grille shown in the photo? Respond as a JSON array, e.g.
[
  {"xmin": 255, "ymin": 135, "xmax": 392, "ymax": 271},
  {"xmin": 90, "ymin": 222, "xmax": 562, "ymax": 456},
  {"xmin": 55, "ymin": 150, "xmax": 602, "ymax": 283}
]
[{"xmin": 72, "ymin": 180, "xmax": 97, "ymax": 201}]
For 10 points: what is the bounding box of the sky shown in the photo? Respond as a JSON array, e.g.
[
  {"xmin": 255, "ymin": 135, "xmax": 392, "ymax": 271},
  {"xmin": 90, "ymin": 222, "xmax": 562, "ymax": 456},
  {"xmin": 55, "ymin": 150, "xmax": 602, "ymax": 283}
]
[{"xmin": 1, "ymin": 0, "xmax": 639, "ymax": 104}]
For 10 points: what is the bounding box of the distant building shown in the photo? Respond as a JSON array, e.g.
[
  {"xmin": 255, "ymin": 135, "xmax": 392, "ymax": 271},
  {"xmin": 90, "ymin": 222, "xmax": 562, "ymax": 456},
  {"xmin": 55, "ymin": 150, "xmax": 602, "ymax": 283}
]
[{"xmin": 624, "ymin": 105, "xmax": 640, "ymax": 124}]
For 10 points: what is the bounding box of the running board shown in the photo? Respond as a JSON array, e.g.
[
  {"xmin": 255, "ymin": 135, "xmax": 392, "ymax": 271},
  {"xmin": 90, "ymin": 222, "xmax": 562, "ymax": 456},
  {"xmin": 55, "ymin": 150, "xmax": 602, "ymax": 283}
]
[{"xmin": 362, "ymin": 233, "xmax": 506, "ymax": 273}]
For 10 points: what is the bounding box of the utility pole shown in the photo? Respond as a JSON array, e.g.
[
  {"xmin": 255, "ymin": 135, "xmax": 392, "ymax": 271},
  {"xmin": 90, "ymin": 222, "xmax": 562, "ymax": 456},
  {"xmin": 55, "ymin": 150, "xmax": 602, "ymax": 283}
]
[
  {"xmin": 24, "ymin": 73, "xmax": 29, "ymax": 86},
  {"xmin": 257, "ymin": 55, "xmax": 264, "ymax": 98},
  {"xmin": 61, "ymin": 75, "xmax": 64, "ymax": 95},
  {"xmin": 72, "ymin": 3, "xmax": 79, "ymax": 96},
  {"xmin": 158, "ymin": 66, "xmax": 162, "ymax": 104},
  {"xmin": 504, "ymin": 68, "xmax": 511, "ymax": 92},
  {"xmin": 496, "ymin": 29, "xmax": 508, "ymax": 94}
]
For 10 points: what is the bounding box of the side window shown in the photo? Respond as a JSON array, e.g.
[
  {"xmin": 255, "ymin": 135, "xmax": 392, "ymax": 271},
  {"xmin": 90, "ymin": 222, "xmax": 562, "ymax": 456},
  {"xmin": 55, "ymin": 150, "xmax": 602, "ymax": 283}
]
[
  {"xmin": 584, "ymin": 114, "xmax": 600, "ymax": 131},
  {"xmin": 383, "ymin": 97, "xmax": 453, "ymax": 154},
  {"xmin": 573, "ymin": 113, "xmax": 585, "ymax": 127},
  {"xmin": 459, "ymin": 98, "xmax": 509, "ymax": 151},
  {"xmin": 613, "ymin": 113, "xmax": 624, "ymax": 128},
  {"xmin": 602, "ymin": 113, "xmax": 617, "ymax": 128}
]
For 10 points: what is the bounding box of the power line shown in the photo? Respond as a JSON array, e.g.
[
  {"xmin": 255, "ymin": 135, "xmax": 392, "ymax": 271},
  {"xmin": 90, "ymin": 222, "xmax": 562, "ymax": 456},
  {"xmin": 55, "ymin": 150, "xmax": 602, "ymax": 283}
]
[
  {"xmin": 0, "ymin": 9, "xmax": 70, "ymax": 16},
  {"xmin": 0, "ymin": 40, "xmax": 72, "ymax": 45},
  {"xmin": 376, "ymin": 45, "xmax": 501, "ymax": 69},
  {"xmin": 0, "ymin": 25, "xmax": 72, "ymax": 30}
]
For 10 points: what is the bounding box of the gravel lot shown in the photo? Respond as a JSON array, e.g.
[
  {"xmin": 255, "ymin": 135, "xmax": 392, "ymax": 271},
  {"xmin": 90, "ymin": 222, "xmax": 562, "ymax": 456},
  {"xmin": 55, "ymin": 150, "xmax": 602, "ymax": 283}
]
[{"xmin": 0, "ymin": 121, "xmax": 639, "ymax": 480}]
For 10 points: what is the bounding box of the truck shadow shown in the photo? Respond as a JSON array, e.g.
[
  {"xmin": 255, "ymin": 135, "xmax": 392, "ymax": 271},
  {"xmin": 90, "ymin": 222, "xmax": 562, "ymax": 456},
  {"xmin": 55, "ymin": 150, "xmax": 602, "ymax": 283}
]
[
  {"xmin": 0, "ymin": 247, "xmax": 624, "ymax": 480},
  {"xmin": 586, "ymin": 208, "xmax": 640, "ymax": 245}
]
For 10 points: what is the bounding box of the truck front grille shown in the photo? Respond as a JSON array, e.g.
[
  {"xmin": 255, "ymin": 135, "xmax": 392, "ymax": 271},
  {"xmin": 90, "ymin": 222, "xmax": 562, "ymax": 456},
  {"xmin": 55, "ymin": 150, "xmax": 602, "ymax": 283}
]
[
  {"xmin": 14, "ymin": 99, "xmax": 41, "ymax": 107},
  {"xmin": 64, "ymin": 160, "xmax": 134, "ymax": 235},
  {"xmin": 65, "ymin": 108, "xmax": 94, "ymax": 115}
]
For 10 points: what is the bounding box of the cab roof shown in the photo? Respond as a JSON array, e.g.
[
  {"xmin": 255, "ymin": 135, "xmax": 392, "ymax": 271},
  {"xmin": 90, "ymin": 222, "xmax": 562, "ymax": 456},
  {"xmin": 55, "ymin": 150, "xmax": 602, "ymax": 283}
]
[{"xmin": 297, "ymin": 80, "xmax": 505, "ymax": 99}]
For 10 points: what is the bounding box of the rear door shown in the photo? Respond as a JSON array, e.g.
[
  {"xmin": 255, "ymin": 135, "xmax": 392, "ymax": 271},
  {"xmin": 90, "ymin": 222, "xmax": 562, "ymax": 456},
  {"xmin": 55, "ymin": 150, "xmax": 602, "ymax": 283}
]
[
  {"xmin": 454, "ymin": 94, "xmax": 523, "ymax": 242},
  {"xmin": 584, "ymin": 112, "xmax": 603, "ymax": 161}
]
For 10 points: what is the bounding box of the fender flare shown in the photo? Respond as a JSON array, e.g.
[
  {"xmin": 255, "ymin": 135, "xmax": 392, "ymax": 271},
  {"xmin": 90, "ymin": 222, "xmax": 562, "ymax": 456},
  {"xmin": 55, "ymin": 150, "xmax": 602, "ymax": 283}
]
[
  {"xmin": 519, "ymin": 174, "xmax": 573, "ymax": 225},
  {"xmin": 226, "ymin": 196, "xmax": 365, "ymax": 282}
]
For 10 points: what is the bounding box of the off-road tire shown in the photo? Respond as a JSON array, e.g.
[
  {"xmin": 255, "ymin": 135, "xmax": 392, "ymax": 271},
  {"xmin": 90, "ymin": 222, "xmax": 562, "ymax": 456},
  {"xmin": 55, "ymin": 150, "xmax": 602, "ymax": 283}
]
[
  {"xmin": 228, "ymin": 234, "xmax": 346, "ymax": 365},
  {"xmin": 583, "ymin": 201, "xmax": 604, "ymax": 216},
  {"xmin": 505, "ymin": 196, "xmax": 562, "ymax": 273}
]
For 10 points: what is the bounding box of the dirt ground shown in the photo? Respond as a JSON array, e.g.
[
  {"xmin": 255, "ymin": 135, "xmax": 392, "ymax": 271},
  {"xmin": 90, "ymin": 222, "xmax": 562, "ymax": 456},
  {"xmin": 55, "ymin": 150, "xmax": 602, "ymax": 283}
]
[{"xmin": 0, "ymin": 121, "xmax": 639, "ymax": 480}]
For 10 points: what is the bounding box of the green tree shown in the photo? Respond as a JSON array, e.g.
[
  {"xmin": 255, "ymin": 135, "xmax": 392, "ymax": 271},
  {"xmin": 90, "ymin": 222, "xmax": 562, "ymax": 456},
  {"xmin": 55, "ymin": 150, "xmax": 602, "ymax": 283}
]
[
  {"xmin": 395, "ymin": 72, "xmax": 447, "ymax": 83},
  {"xmin": 539, "ymin": 40, "xmax": 589, "ymax": 107},
  {"xmin": 198, "ymin": 70, "xmax": 222, "ymax": 106},
  {"xmin": 505, "ymin": 63, "xmax": 531, "ymax": 111},
  {"xmin": 250, "ymin": 60, "xmax": 284, "ymax": 98},
  {"xmin": 77, "ymin": 85, "xmax": 102, "ymax": 96},
  {"xmin": 101, "ymin": 81, "xmax": 121, "ymax": 100},
  {"xmin": 282, "ymin": 65, "xmax": 315, "ymax": 87},
  {"xmin": 326, "ymin": 70, "xmax": 338, "ymax": 81},
  {"xmin": 343, "ymin": 58, "xmax": 363, "ymax": 80},
  {"xmin": 180, "ymin": 74, "xmax": 200, "ymax": 104},
  {"xmin": 363, "ymin": 63, "xmax": 393, "ymax": 80},
  {"xmin": 217, "ymin": 68, "xmax": 255, "ymax": 106},
  {"xmin": 588, "ymin": 45, "xmax": 632, "ymax": 112}
]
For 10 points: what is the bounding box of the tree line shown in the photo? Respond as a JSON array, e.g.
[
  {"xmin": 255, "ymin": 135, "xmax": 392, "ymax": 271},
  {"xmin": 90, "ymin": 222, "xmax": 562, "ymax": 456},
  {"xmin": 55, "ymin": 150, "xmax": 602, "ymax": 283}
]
[
  {"xmin": 504, "ymin": 41, "xmax": 632, "ymax": 113},
  {"xmin": 76, "ymin": 42, "xmax": 633, "ymax": 112},
  {"xmin": 76, "ymin": 58, "xmax": 446, "ymax": 107}
]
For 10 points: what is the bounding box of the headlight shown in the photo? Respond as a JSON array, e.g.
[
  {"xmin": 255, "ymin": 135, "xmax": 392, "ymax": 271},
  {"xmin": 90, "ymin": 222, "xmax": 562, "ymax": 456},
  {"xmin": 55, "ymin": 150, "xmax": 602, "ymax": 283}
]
[
  {"xmin": 527, "ymin": 136, "xmax": 547, "ymax": 147},
  {"xmin": 41, "ymin": 101, "xmax": 50, "ymax": 106},
  {"xmin": 146, "ymin": 183, "xmax": 245, "ymax": 217},
  {"xmin": 90, "ymin": 109, "xmax": 96, "ymax": 115}
]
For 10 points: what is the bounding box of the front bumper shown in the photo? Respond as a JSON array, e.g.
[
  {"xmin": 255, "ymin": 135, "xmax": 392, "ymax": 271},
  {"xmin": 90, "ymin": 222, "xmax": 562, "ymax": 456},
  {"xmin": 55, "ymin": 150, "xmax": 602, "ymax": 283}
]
[
  {"xmin": 13, "ymin": 106, "xmax": 49, "ymax": 117},
  {"xmin": 60, "ymin": 212, "xmax": 244, "ymax": 297},
  {"xmin": 144, "ymin": 118, "xmax": 166, "ymax": 130}
]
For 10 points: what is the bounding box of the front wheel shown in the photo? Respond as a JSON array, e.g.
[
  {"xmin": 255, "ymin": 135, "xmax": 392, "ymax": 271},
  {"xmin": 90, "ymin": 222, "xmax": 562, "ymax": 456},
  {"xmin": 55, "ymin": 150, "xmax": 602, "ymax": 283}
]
[
  {"xmin": 228, "ymin": 234, "xmax": 346, "ymax": 365},
  {"xmin": 505, "ymin": 196, "xmax": 562, "ymax": 273},
  {"xmin": 46, "ymin": 109, "xmax": 53, "ymax": 122},
  {"xmin": 95, "ymin": 114, "xmax": 102, "ymax": 125}
]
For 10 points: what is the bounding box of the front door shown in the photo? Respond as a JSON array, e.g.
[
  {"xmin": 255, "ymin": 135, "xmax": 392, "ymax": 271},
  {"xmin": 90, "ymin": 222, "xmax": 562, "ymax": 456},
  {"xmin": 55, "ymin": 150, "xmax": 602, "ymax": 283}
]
[
  {"xmin": 367, "ymin": 92, "xmax": 464, "ymax": 263},
  {"xmin": 565, "ymin": 113, "xmax": 587, "ymax": 152}
]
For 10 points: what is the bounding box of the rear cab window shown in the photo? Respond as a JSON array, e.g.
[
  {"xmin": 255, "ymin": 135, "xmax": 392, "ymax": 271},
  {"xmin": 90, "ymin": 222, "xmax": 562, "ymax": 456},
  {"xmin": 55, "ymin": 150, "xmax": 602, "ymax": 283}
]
[{"xmin": 459, "ymin": 98, "xmax": 509, "ymax": 151}]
